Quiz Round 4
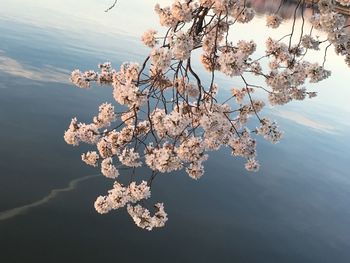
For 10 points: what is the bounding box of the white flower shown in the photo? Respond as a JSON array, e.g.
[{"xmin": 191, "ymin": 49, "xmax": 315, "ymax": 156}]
[
  {"xmin": 231, "ymin": 87, "xmax": 254, "ymax": 104},
  {"xmin": 141, "ymin": 29, "xmax": 158, "ymax": 48},
  {"xmin": 97, "ymin": 139, "xmax": 113, "ymax": 159},
  {"xmin": 113, "ymin": 81, "xmax": 145, "ymax": 108},
  {"xmin": 119, "ymin": 148, "xmax": 142, "ymax": 167},
  {"xmin": 64, "ymin": 118, "xmax": 99, "ymax": 146},
  {"xmin": 101, "ymin": 157, "xmax": 119, "ymax": 179},
  {"xmin": 127, "ymin": 203, "xmax": 168, "ymax": 231},
  {"xmin": 231, "ymin": 6, "xmax": 255, "ymax": 23},
  {"xmin": 229, "ymin": 129, "xmax": 256, "ymax": 159},
  {"xmin": 70, "ymin": 70, "xmax": 93, "ymax": 88},
  {"xmin": 81, "ymin": 151, "xmax": 99, "ymax": 167},
  {"xmin": 256, "ymin": 118, "xmax": 283, "ymax": 144},
  {"xmin": 64, "ymin": 118, "xmax": 79, "ymax": 146},
  {"xmin": 127, "ymin": 181, "xmax": 151, "ymax": 202},
  {"xmin": 306, "ymin": 63, "xmax": 331, "ymax": 83},
  {"xmin": 218, "ymin": 50, "xmax": 246, "ymax": 77},
  {"xmin": 150, "ymin": 47, "xmax": 172, "ymax": 73},
  {"xmin": 301, "ymin": 35, "xmax": 320, "ymax": 50},
  {"xmin": 150, "ymin": 108, "xmax": 167, "ymax": 137},
  {"xmin": 245, "ymin": 158, "xmax": 260, "ymax": 172},
  {"xmin": 97, "ymin": 181, "xmax": 151, "ymax": 211},
  {"xmin": 170, "ymin": 31, "xmax": 194, "ymax": 60},
  {"xmin": 171, "ymin": 1, "xmax": 194, "ymax": 22},
  {"xmin": 145, "ymin": 144, "xmax": 182, "ymax": 173},
  {"xmin": 237, "ymin": 40, "xmax": 256, "ymax": 56},
  {"xmin": 93, "ymin": 103, "xmax": 116, "ymax": 128},
  {"xmin": 266, "ymin": 14, "xmax": 283, "ymax": 29},
  {"xmin": 163, "ymin": 108, "xmax": 192, "ymax": 137},
  {"xmin": 155, "ymin": 4, "xmax": 178, "ymax": 28},
  {"xmin": 64, "ymin": 0, "xmax": 350, "ymax": 231},
  {"xmin": 186, "ymin": 161, "xmax": 205, "ymax": 180},
  {"xmin": 336, "ymin": 0, "xmax": 350, "ymax": 6},
  {"xmin": 176, "ymin": 136, "xmax": 205, "ymax": 163},
  {"xmin": 94, "ymin": 196, "xmax": 111, "ymax": 214}
]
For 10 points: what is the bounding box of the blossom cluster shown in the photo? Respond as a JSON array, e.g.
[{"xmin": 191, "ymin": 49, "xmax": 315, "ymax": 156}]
[
  {"xmin": 310, "ymin": 0, "xmax": 350, "ymax": 66},
  {"xmin": 65, "ymin": 0, "xmax": 350, "ymax": 230},
  {"xmin": 94, "ymin": 181, "xmax": 150, "ymax": 213},
  {"xmin": 336, "ymin": 0, "xmax": 350, "ymax": 6},
  {"xmin": 266, "ymin": 14, "xmax": 283, "ymax": 29}
]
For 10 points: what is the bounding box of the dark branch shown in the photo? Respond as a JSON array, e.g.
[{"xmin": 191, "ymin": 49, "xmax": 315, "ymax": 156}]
[{"xmin": 105, "ymin": 0, "xmax": 118, "ymax": 12}]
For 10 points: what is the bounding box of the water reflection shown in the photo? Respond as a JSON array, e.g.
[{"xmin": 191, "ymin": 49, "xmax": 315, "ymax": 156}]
[
  {"xmin": 0, "ymin": 1, "xmax": 350, "ymax": 262},
  {"xmin": 0, "ymin": 174, "xmax": 100, "ymax": 221},
  {"xmin": 0, "ymin": 50, "xmax": 69, "ymax": 83},
  {"xmin": 272, "ymin": 109, "xmax": 339, "ymax": 134},
  {"xmin": 250, "ymin": 0, "xmax": 350, "ymax": 19}
]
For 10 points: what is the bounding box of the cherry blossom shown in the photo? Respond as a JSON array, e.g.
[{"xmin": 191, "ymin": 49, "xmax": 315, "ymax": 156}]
[{"xmin": 64, "ymin": 0, "xmax": 350, "ymax": 230}]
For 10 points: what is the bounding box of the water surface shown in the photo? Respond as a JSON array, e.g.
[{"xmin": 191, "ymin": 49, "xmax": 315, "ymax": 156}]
[{"xmin": 0, "ymin": 1, "xmax": 350, "ymax": 262}]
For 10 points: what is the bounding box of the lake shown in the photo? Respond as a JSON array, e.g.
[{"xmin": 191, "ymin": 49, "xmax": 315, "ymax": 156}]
[{"xmin": 0, "ymin": 0, "xmax": 350, "ymax": 262}]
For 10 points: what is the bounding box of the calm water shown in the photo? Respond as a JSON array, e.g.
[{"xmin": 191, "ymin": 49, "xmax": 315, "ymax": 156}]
[{"xmin": 0, "ymin": 1, "xmax": 350, "ymax": 262}]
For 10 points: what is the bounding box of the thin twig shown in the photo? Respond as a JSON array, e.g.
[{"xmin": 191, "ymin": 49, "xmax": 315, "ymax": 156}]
[{"xmin": 105, "ymin": 0, "xmax": 117, "ymax": 12}]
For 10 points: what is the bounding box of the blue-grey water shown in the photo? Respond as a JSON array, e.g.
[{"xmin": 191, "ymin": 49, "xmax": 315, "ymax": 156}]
[{"xmin": 0, "ymin": 1, "xmax": 350, "ymax": 262}]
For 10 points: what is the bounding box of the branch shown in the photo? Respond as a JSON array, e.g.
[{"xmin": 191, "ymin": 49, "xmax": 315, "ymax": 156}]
[{"xmin": 105, "ymin": 0, "xmax": 118, "ymax": 12}]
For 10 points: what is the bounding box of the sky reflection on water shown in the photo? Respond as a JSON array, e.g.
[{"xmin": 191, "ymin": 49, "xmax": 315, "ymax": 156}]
[{"xmin": 0, "ymin": 1, "xmax": 350, "ymax": 262}]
